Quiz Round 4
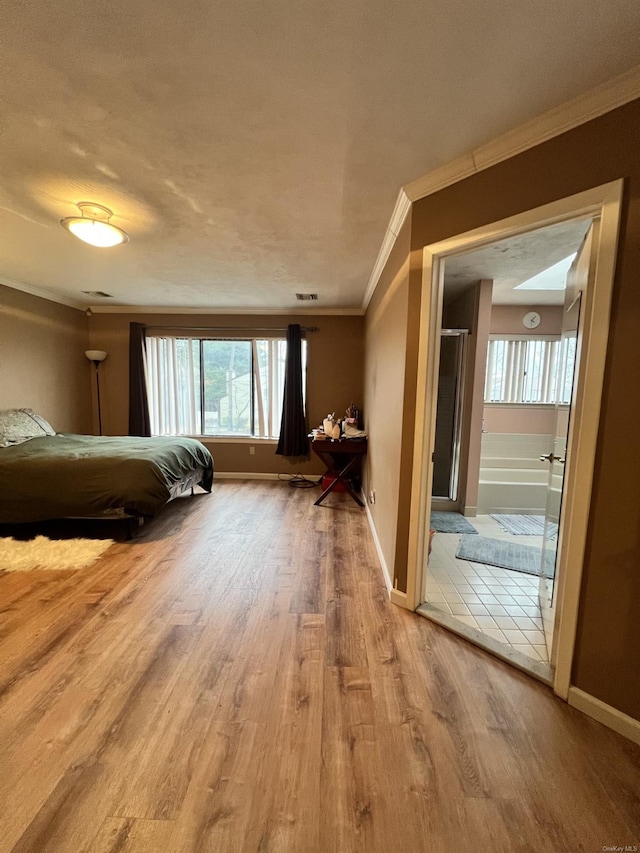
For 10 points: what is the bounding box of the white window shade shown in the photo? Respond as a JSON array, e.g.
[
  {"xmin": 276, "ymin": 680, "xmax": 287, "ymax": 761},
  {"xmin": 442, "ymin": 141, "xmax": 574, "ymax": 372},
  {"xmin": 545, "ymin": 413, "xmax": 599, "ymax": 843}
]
[
  {"xmin": 485, "ymin": 336, "xmax": 575, "ymax": 405},
  {"xmin": 144, "ymin": 335, "xmax": 305, "ymax": 438}
]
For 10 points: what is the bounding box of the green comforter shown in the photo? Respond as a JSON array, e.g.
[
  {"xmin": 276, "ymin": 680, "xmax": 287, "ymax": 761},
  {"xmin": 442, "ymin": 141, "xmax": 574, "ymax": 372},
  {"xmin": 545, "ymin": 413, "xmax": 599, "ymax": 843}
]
[{"xmin": 0, "ymin": 434, "xmax": 213, "ymax": 523}]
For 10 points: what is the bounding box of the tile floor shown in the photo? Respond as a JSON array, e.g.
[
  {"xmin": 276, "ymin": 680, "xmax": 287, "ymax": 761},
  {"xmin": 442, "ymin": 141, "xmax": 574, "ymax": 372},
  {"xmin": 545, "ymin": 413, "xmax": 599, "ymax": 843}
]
[{"xmin": 424, "ymin": 514, "xmax": 550, "ymax": 664}]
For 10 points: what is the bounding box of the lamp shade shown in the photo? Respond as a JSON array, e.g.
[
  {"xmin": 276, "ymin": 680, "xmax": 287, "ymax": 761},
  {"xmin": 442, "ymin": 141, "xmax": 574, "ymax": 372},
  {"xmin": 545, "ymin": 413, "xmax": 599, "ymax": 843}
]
[
  {"xmin": 85, "ymin": 350, "xmax": 107, "ymax": 362},
  {"xmin": 61, "ymin": 203, "xmax": 129, "ymax": 248},
  {"xmin": 64, "ymin": 218, "xmax": 128, "ymax": 248}
]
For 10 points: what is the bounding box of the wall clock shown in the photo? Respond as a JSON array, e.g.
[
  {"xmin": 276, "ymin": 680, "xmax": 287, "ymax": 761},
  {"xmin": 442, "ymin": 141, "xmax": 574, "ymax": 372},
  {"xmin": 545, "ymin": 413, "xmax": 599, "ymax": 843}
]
[{"xmin": 523, "ymin": 311, "xmax": 541, "ymax": 329}]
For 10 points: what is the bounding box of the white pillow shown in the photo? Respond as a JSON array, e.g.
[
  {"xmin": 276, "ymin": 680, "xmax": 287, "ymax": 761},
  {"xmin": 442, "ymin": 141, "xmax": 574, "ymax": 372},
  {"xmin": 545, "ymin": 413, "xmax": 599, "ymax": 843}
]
[{"xmin": 0, "ymin": 408, "xmax": 56, "ymax": 447}]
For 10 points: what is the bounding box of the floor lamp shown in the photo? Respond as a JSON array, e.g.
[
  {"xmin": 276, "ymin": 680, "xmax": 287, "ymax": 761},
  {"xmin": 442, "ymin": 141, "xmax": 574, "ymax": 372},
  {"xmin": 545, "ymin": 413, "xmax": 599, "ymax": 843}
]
[{"xmin": 85, "ymin": 350, "xmax": 107, "ymax": 435}]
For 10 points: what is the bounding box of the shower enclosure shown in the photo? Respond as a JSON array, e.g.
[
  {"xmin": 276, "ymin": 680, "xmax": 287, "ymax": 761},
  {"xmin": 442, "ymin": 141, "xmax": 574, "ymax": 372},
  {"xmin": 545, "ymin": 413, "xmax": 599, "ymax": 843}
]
[{"xmin": 432, "ymin": 330, "xmax": 467, "ymax": 508}]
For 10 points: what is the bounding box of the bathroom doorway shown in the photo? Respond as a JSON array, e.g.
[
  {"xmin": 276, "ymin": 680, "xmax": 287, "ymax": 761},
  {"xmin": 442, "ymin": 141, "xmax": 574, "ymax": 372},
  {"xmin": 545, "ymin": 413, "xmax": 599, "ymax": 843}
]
[
  {"xmin": 404, "ymin": 181, "xmax": 623, "ymax": 696},
  {"xmin": 422, "ymin": 219, "xmax": 593, "ymax": 679}
]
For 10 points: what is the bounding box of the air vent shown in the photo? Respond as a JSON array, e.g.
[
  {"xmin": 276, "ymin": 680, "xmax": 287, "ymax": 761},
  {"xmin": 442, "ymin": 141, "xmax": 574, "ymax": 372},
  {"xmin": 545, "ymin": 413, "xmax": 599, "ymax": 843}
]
[
  {"xmin": 82, "ymin": 290, "xmax": 114, "ymax": 298},
  {"xmin": 295, "ymin": 293, "xmax": 318, "ymax": 301}
]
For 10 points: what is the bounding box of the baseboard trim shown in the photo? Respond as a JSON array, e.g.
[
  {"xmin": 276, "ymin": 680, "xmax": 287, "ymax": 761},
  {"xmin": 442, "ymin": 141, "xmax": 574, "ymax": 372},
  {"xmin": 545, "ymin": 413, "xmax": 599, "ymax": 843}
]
[
  {"xmin": 390, "ymin": 588, "xmax": 410, "ymax": 608},
  {"xmin": 364, "ymin": 502, "xmax": 394, "ymax": 594},
  {"xmin": 568, "ymin": 687, "xmax": 640, "ymax": 745},
  {"xmin": 214, "ymin": 472, "xmax": 282, "ymax": 480},
  {"xmin": 363, "ymin": 502, "xmax": 414, "ymax": 609}
]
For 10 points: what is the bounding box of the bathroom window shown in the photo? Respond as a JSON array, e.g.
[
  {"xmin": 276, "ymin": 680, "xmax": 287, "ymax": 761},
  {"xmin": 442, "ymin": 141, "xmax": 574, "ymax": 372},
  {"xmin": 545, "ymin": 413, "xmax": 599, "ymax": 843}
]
[{"xmin": 485, "ymin": 336, "xmax": 576, "ymax": 404}]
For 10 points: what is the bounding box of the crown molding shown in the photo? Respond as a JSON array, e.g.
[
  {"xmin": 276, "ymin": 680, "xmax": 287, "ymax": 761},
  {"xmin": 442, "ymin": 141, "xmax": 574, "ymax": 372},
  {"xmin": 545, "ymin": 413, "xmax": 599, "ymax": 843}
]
[
  {"xmin": 364, "ymin": 65, "xmax": 640, "ymax": 314},
  {"xmin": 473, "ymin": 64, "xmax": 640, "ymax": 173},
  {"xmin": 361, "ymin": 189, "xmax": 411, "ymax": 312},
  {"xmin": 405, "ymin": 63, "xmax": 640, "ymax": 201},
  {"xmin": 0, "ymin": 274, "xmax": 84, "ymax": 311},
  {"xmin": 88, "ymin": 305, "xmax": 364, "ymax": 316},
  {"xmin": 0, "ymin": 271, "xmax": 364, "ymax": 315},
  {"xmin": 403, "ymin": 154, "xmax": 477, "ymax": 203}
]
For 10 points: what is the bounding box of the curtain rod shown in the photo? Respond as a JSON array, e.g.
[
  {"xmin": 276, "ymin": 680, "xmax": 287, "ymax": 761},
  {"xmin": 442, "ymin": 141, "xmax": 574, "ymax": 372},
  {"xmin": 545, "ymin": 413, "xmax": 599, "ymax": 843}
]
[{"xmin": 145, "ymin": 325, "xmax": 318, "ymax": 333}]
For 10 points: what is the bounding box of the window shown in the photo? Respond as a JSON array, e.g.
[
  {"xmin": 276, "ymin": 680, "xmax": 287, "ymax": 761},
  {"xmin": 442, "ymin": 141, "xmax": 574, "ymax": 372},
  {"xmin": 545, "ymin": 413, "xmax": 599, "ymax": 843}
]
[
  {"xmin": 485, "ymin": 335, "xmax": 576, "ymax": 404},
  {"xmin": 145, "ymin": 336, "xmax": 305, "ymax": 438}
]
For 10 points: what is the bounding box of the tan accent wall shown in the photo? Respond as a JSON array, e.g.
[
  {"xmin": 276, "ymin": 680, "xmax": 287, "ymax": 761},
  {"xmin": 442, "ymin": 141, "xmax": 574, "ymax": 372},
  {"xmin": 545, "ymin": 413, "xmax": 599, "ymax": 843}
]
[
  {"xmin": 392, "ymin": 97, "xmax": 640, "ymax": 720},
  {"xmin": 363, "ymin": 214, "xmax": 411, "ymax": 587},
  {"xmin": 88, "ymin": 312, "xmax": 364, "ymax": 476},
  {"xmin": 483, "ymin": 406, "xmax": 556, "ymax": 435},
  {"xmin": 490, "ymin": 304, "xmax": 563, "ymax": 335},
  {"xmin": 0, "ymin": 285, "xmax": 91, "ymax": 433}
]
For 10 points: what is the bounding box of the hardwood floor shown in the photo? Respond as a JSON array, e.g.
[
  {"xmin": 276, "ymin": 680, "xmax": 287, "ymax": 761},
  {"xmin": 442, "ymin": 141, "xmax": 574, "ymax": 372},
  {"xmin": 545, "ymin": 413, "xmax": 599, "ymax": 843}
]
[{"xmin": 0, "ymin": 480, "xmax": 638, "ymax": 852}]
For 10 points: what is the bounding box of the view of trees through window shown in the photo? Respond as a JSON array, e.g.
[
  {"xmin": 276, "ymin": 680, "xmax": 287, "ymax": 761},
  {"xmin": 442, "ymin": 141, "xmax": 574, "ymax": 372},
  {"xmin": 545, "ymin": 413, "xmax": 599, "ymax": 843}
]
[
  {"xmin": 202, "ymin": 340, "xmax": 252, "ymax": 434},
  {"xmin": 145, "ymin": 336, "xmax": 299, "ymax": 438}
]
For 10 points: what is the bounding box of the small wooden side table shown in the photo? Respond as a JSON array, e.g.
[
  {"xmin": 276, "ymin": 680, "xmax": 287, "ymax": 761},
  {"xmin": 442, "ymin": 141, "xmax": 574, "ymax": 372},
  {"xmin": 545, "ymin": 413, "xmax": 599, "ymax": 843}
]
[{"xmin": 309, "ymin": 437, "xmax": 367, "ymax": 507}]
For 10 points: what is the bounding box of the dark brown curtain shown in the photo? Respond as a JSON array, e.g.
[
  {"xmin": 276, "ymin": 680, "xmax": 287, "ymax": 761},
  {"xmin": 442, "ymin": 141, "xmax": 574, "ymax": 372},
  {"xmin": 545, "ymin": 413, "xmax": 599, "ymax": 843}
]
[
  {"xmin": 275, "ymin": 324, "xmax": 308, "ymax": 457},
  {"xmin": 128, "ymin": 322, "xmax": 151, "ymax": 436}
]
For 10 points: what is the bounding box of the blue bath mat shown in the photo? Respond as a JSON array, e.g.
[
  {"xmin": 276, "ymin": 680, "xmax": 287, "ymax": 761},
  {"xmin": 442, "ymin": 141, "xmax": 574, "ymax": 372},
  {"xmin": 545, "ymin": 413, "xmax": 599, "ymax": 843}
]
[
  {"xmin": 430, "ymin": 512, "xmax": 478, "ymax": 534},
  {"xmin": 490, "ymin": 514, "xmax": 558, "ymax": 538},
  {"xmin": 455, "ymin": 534, "xmax": 555, "ymax": 577}
]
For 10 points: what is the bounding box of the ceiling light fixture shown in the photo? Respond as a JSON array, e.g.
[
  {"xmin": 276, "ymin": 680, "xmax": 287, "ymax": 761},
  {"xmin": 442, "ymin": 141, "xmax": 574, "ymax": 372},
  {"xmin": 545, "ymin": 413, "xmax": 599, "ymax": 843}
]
[{"xmin": 61, "ymin": 202, "xmax": 129, "ymax": 248}]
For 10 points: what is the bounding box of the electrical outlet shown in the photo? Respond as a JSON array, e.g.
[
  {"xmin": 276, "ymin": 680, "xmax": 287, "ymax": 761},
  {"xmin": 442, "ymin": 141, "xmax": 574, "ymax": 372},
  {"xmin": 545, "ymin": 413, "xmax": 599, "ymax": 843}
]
[
  {"xmin": 249, "ymin": 446, "xmax": 256, "ymax": 456},
  {"xmin": 369, "ymin": 489, "xmax": 375, "ymax": 504}
]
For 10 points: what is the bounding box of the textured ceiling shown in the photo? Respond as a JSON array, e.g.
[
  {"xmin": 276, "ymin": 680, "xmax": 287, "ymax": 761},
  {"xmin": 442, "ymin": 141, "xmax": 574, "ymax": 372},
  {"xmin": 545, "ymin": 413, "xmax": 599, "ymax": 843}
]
[
  {"xmin": 443, "ymin": 218, "xmax": 592, "ymax": 306},
  {"xmin": 1, "ymin": 1, "xmax": 640, "ymax": 311}
]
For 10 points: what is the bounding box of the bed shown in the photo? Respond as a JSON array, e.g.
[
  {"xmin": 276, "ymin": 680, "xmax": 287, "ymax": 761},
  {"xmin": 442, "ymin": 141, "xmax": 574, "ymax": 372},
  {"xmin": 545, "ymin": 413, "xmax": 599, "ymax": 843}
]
[{"xmin": 0, "ymin": 409, "xmax": 214, "ymax": 524}]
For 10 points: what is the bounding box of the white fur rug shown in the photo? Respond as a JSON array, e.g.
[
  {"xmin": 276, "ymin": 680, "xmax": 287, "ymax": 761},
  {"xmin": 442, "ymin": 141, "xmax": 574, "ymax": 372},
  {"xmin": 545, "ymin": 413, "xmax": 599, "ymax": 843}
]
[{"xmin": 0, "ymin": 536, "xmax": 113, "ymax": 572}]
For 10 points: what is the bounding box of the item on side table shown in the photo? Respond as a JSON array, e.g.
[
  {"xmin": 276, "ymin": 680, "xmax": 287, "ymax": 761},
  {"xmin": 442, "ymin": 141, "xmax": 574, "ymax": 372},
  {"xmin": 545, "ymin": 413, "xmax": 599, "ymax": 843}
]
[
  {"xmin": 344, "ymin": 401, "xmax": 361, "ymax": 428},
  {"xmin": 323, "ymin": 414, "xmax": 341, "ymax": 439},
  {"xmin": 310, "ymin": 437, "xmax": 367, "ymax": 507},
  {"xmin": 342, "ymin": 422, "xmax": 367, "ymax": 439}
]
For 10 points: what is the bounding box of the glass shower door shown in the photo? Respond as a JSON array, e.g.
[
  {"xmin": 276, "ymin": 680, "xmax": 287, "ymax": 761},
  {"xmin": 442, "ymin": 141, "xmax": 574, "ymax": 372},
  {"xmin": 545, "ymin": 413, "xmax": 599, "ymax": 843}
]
[{"xmin": 432, "ymin": 330, "xmax": 467, "ymax": 507}]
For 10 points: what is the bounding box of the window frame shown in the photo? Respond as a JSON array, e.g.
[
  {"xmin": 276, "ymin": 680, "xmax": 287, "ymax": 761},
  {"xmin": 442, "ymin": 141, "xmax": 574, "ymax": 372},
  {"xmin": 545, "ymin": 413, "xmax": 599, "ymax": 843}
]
[
  {"xmin": 145, "ymin": 333, "xmax": 305, "ymax": 440},
  {"xmin": 484, "ymin": 333, "xmax": 573, "ymax": 406}
]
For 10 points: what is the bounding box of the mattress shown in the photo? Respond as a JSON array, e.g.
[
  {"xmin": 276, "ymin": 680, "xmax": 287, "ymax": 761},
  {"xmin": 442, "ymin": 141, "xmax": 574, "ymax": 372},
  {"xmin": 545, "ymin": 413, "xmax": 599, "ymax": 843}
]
[{"xmin": 0, "ymin": 433, "xmax": 214, "ymax": 523}]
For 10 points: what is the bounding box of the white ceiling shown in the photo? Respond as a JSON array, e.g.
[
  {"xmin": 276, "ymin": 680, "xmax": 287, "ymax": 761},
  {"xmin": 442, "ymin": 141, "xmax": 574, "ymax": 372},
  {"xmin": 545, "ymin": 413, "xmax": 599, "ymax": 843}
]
[
  {"xmin": 443, "ymin": 218, "xmax": 592, "ymax": 306},
  {"xmin": 1, "ymin": 1, "xmax": 640, "ymax": 311}
]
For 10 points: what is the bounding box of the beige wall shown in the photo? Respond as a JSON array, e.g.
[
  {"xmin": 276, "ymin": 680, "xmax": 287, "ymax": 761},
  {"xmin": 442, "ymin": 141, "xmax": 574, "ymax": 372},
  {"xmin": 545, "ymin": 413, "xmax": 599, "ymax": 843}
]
[
  {"xmin": 0, "ymin": 285, "xmax": 91, "ymax": 432},
  {"xmin": 363, "ymin": 214, "xmax": 411, "ymax": 587},
  {"xmin": 490, "ymin": 304, "xmax": 563, "ymax": 335},
  {"xmin": 88, "ymin": 312, "xmax": 364, "ymax": 475},
  {"xmin": 484, "ymin": 304, "xmax": 563, "ymax": 435},
  {"xmin": 483, "ymin": 406, "xmax": 556, "ymax": 434},
  {"xmin": 378, "ymin": 97, "xmax": 640, "ymax": 721}
]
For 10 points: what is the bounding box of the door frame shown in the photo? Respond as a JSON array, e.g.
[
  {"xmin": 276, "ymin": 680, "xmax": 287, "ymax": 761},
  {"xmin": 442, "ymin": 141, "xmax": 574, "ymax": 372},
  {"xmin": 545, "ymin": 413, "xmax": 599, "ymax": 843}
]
[{"xmin": 404, "ymin": 180, "xmax": 624, "ymax": 699}]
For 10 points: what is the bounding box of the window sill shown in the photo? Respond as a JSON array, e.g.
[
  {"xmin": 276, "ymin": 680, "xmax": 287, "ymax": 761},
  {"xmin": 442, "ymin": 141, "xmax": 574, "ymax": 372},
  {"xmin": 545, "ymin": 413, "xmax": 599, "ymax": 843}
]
[
  {"xmin": 186, "ymin": 436, "xmax": 279, "ymax": 445},
  {"xmin": 484, "ymin": 402, "xmax": 569, "ymax": 410}
]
